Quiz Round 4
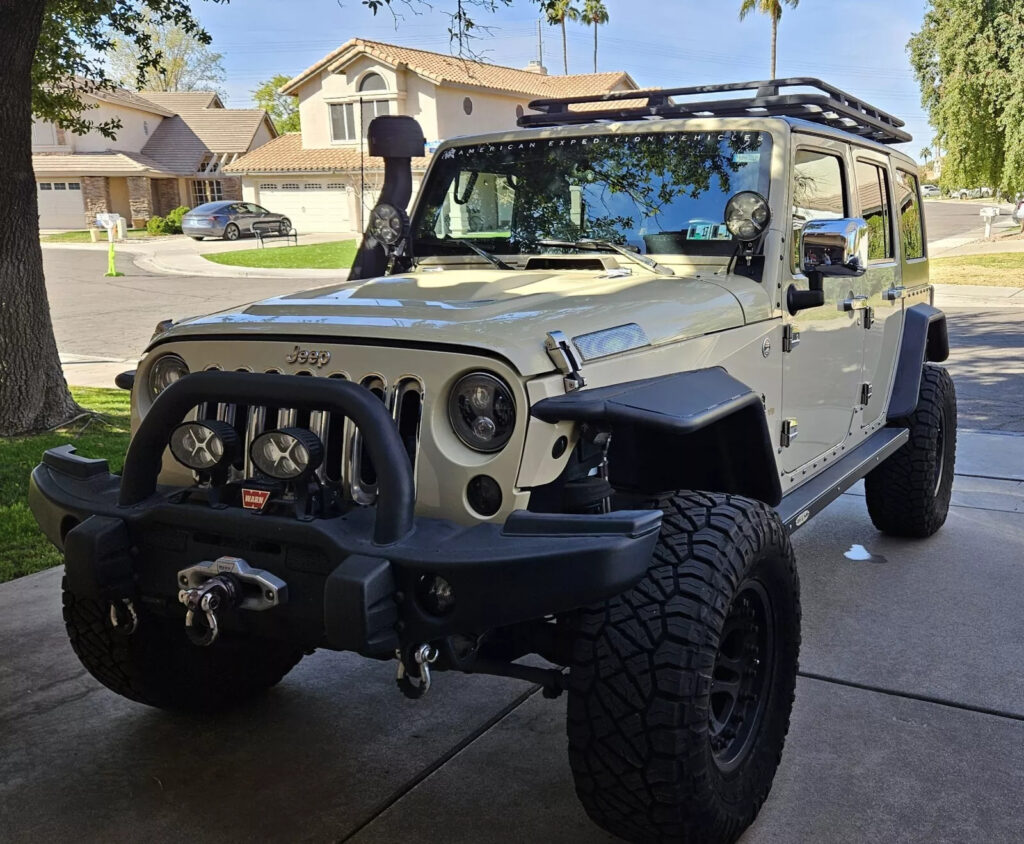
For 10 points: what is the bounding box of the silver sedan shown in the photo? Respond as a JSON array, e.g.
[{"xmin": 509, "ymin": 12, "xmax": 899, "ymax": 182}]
[{"xmin": 181, "ymin": 201, "xmax": 292, "ymax": 241}]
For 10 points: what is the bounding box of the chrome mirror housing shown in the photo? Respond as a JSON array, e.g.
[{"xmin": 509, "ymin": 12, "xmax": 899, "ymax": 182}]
[{"xmin": 800, "ymin": 218, "xmax": 869, "ymax": 278}]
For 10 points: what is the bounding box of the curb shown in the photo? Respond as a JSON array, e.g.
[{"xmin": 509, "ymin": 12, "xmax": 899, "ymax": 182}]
[{"xmin": 133, "ymin": 252, "xmax": 350, "ymax": 279}]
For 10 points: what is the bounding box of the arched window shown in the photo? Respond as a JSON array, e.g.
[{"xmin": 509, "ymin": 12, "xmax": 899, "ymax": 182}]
[{"xmin": 358, "ymin": 73, "xmax": 387, "ymax": 93}]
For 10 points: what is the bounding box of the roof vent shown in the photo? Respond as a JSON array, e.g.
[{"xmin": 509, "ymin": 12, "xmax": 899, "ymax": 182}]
[{"xmin": 523, "ymin": 60, "xmax": 548, "ymax": 75}]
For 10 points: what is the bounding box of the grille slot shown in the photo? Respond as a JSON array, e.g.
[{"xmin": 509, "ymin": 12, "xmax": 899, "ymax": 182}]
[{"xmin": 206, "ymin": 371, "xmax": 424, "ymax": 506}]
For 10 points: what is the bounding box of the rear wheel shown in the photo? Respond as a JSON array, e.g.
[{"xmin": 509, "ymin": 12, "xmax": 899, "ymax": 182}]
[
  {"xmin": 567, "ymin": 492, "xmax": 801, "ymax": 843},
  {"xmin": 62, "ymin": 576, "xmax": 304, "ymax": 713},
  {"xmin": 223, "ymin": 223, "xmax": 240, "ymax": 241},
  {"xmin": 865, "ymin": 364, "xmax": 957, "ymax": 537}
]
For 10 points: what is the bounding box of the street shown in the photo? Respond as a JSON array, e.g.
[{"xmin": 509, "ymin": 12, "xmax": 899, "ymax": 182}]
[{"xmin": 922, "ymin": 199, "xmax": 1013, "ymax": 243}]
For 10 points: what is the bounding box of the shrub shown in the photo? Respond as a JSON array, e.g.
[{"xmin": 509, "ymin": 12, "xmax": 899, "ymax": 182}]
[
  {"xmin": 146, "ymin": 215, "xmax": 167, "ymax": 235},
  {"xmin": 165, "ymin": 206, "xmax": 189, "ymax": 233}
]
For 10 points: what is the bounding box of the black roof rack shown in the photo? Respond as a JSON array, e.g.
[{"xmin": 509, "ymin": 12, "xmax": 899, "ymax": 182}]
[{"xmin": 518, "ymin": 78, "xmax": 911, "ymax": 145}]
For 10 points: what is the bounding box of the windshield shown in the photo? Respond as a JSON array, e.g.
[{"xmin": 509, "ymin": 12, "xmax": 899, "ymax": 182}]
[{"xmin": 412, "ymin": 130, "xmax": 773, "ymax": 259}]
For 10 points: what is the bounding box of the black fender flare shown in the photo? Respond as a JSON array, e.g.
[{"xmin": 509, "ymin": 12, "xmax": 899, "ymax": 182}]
[
  {"xmin": 531, "ymin": 367, "xmax": 782, "ymax": 505},
  {"xmin": 888, "ymin": 303, "xmax": 949, "ymax": 420}
]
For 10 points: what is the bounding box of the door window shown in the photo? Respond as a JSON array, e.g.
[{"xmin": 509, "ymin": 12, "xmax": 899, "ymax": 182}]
[
  {"xmin": 895, "ymin": 170, "xmax": 925, "ymax": 260},
  {"xmin": 792, "ymin": 150, "xmax": 847, "ymax": 270},
  {"xmin": 855, "ymin": 160, "xmax": 894, "ymax": 261}
]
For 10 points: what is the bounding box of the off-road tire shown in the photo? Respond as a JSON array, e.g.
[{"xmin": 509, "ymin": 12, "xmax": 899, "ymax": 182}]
[
  {"xmin": 567, "ymin": 492, "xmax": 801, "ymax": 844},
  {"xmin": 223, "ymin": 223, "xmax": 240, "ymax": 241},
  {"xmin": 62, "ymin": 576, "xmax": 304, "ymax": 713},
  {"xmin": 865, "ymin": 364, "xmax": 957, "ymax": 538}
]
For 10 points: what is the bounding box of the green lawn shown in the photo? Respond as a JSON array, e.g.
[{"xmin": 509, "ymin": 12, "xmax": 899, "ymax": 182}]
[
  {"xmin": 41, "ymin": 229, "xmax": 165, "ymax": 243},
  {"xmin": 202, "ymin": 239, "xmax": 358, "ymax": 269},
  {"xmin": 929, "ymin": 252, "xmax": 1024, "ymax": 287},
  {"xmin": 0, "ymin": 388, "xmax": 130, "ymax": 583}
]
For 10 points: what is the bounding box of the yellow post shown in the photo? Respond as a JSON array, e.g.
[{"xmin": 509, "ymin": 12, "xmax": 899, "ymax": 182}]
[{"xmin": 104, "ymin": 228, "xmax": 124, "ymax": 277}]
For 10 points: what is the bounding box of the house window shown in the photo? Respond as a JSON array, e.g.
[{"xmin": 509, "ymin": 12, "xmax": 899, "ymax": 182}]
[
  {"xmin": 303, "ymin": 183, "xmax": 324, "ymax": 190},
  {"xmin": 326, "ymin": 183, "xmax": 346, "ymax": 189},
  {"xmin": 281, "ymin": 183, "xmax": 300, "ymax": 190},
  {"xmin": 360, "ymin": 99, "xmax": 392, "ymax": 138},
  {"xmin": 463, "ymin": 97, "xmax": 473, "ymax": 115},
  {"xmin": 191, "ymin": 180, "xmax": 224, "ymax": 205},
  {"xmin": 358, "ymin": 73, "xmax": 387, "ymax": 92},
  {"xmin": 54, "ymin": 183, "xmax": 67, "ymax": 190},
  {"xmin": 67, "ymin": 182, "xmax": 81, "ymax": 190},
  {"xmin": 259, "ymin": 183, "xmax": 278, "ymax": 190},
  {"xmin": 39, "ymin": 182, "xmax": 52, "ymax": 191},
  {"xmin": 143, "ymin": 120, "xmax": 149, "ymax": 136},
  {"xmin": 330, "ymin": 103, "xmax": 357, "ymax": 141}
]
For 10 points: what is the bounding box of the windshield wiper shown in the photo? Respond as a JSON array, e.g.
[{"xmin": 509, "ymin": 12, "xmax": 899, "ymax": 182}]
[
  {"xmin": 536, "ymin": 239, "xmax": 675, "ymax": 277},
  {"xmin": 448, "ymin": 237, "xmax": 514, "ymax": 271}
]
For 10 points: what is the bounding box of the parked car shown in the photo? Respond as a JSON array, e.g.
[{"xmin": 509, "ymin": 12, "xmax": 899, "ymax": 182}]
[
  {"xmin": 181, "ymin": 201, "xmax": 291, "ymax": 241},
  {"xmin": 30, "ymin": 80, "xmax": 956, "ymax": 844},
  {"xmin": 921, "ymin": 183, "xmax": 941, "ymax": 197}
]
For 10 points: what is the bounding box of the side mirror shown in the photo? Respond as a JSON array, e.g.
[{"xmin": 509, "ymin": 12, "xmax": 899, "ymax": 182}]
[{"xmin": 799, "ymin": 217, "xmax": 869, "ymax": 278}]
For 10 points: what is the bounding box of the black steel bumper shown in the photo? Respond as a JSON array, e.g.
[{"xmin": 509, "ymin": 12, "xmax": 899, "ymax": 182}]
[{"xmin": 29, "ymin": 373, "xmax": 661, "ymax": 657}]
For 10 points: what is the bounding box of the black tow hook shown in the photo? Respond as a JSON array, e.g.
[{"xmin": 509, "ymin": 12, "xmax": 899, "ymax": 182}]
[{"xmin": 178, "ymin": 575, "xmax": 240, "ymax": 646}]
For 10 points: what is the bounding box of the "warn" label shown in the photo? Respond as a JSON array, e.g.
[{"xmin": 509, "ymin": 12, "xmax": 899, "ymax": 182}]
[{"xmin": 241, "ymin": 488, "xmax": 271, "ymax": 511}]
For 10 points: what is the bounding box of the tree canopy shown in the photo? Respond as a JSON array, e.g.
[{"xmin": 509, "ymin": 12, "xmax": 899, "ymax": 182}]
[
  {"xmin": 108, "ymin": 15, "xmax": 227, "ymax": 94},
  {"xmin": 252, "ymin": 75, "xmax": 300, "ymax": 133},
  {"xmin": 909, "ymin": 0, "xmax": 1024, "ymax": 193}
]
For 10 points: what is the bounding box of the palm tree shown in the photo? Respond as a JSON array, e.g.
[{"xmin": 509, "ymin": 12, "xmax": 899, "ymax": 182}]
[
  {"xmin": 919, "ymin": 147, "xmax": 932, "ymax": 163},
  {"xmin": 546, "ymin": 0, "xmax": 580, "ymax": 75},
  {"xmin": 580, "ymin": 0, "xmax": 609, "ymax": 73},
  {"xmin": 738, "ymin": 0, "xmax": 799, "ymax": 79}
]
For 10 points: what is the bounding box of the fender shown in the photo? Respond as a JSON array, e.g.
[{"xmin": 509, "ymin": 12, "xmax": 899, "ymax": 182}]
[
  {"xmin": 888, "ymin": 303, "xmax": 949, "ymax": 420},
  {"xmin": 532, "ymin": 367, "xmax": 782, "ymax": 505}
]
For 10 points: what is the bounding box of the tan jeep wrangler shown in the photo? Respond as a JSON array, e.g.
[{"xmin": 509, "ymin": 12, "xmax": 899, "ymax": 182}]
[{"xmin": 30, "ymin": 79, "xmax": 955, "ymax": 843}]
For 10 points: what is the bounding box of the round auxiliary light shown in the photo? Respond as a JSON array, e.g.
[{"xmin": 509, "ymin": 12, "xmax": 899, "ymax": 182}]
[
  {"xmin": 416, "ymin": 573, "xmax": 456, "ymax": 617},
  {"xmin": 148, "ymin": 354, "xmax": 190, "ymax": 400},
  {"xmin": 368, "ymin": 202, "xmax": 407, "ymax": 247},
  {"xmin": 724, "ymin": 191, "xmax": 772, "ymax": 242},
  {"xmin": 448, "ymin": 372, "xmax": 516, "ymax": 453},
  {"xmin": 169, "ymin": 420, "xmax": 239, "ymax": 472},
  {"xmin": 250, "ymin": 427, "xmax": 324, "ymax": 481},
  {"xmin": 467, "ymin": 475, "xmax": 503, "ymax": 517}
]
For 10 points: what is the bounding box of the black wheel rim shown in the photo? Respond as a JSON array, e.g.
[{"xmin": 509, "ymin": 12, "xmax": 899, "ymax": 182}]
[
  {"xmin": 709, "ymin": 580, "xmax": 775, "ymax": 773},
  {"xmin": 934, "ymin": 413, "xmax": 945, "ymax": 496}
]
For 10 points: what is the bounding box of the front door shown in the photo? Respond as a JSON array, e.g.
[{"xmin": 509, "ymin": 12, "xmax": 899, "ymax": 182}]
[{"xmin": 781, "ymin": 143, "xmax": 864, "ymax": 472}]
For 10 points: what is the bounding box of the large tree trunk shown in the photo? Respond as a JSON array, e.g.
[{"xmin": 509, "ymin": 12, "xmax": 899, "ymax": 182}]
[
  {"xmin": 0, "ymin": 0, "xmax": 80, "ymax": 436},
  {"xmin": 770, "ymin": 14, "xmax": 778, "ymax": 79},
  {"xmin": 562, "ymin": 20, "xmax": 569, "ymax": 74}
]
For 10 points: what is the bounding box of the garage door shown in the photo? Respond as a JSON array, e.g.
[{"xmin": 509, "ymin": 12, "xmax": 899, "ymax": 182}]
[
  {"xmin": 37, "ymin": 181, "xmax": 85, "ymax": 229},
  {"xmin": 258, "ymin": 181, "xmax": 350, "ymax": 232}
]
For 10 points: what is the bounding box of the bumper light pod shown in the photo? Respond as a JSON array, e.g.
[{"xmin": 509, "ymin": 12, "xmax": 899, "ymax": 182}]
[
  {"xmin": 169, "ymin": 420, "xmax": 239, "ymax": 472},
  {"xmin": 416, "ymin": 574, "xmax": 456, "ymax": 616},
  {"xmin": 250, "ymin": 427, "xmax": 324, "ymax": 480}
]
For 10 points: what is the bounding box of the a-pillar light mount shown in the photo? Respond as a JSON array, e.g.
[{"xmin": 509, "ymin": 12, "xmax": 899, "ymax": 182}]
[
  {"xmin": 725, "ymin": 191, "xmax": 772, "ymax": 242},
  {"xmin": 249, "ymin": 427, "xmax": 324, "ymax": 481}
]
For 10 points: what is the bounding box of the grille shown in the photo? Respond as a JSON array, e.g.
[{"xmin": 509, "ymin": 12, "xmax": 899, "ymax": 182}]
[{"xmin": 193, "ymin": 369, "xmax": 423, "ymax": 505}]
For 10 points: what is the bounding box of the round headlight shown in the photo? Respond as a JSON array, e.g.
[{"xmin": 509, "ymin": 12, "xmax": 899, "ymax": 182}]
[
  {"xmin": 250, "ymin": 427, "xmax": 324, "ymax": 480},
  {"xmin": 148, "ymin": 354, "xmax": 189, "ymax": 400},
  {"xmin": 169, "ymin": 420, "xmax": 239, "ymax": 472},
  {"xmin": 368, "ymin": 203, "xmax": 407, "ymax": 247},
  {"xmin": 448, "ymin": 372, "xmax": 516, "ymax": 453},
  {"xmin": 724, "ymin": 191, "xmax": 772, "ymax": 242}
]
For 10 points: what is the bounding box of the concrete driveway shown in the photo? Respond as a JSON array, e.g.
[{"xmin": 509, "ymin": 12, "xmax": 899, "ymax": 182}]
[{"xmin": 1, "ymin": 431, "xmax": 1022, "ymax": 842}]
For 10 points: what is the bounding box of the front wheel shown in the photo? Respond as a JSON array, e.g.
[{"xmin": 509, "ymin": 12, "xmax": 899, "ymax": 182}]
[
  {"xmin": 223, "ymin": 223, "xmax": 240, "ymax": 241},
  {"xmin": 865, "ymin": 364, "xmax": 957, "ymax": 537},
  {"xmin": 278, "ymin": 218, "xmax": 291, "ymax": 235},
  {"xmin": 62, "ymin": 576, "xmax": 304, "ymax": 713},
  {"xmin": 567, "ymin": 492, "xmax": 801, "ymax": 844}
]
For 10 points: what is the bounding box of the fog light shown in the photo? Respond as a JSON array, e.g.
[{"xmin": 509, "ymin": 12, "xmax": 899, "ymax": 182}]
[
  {"xmin": 416, "ymin": 574, "xmax": 456, "ymax": 616},
  {"xmin": 467, "ymin": 475, "xmax": 502, "ymax": 517},
  {"xmin": 250, "ymin": 427, "xmax": 323, "ymax": 480},
  {"xmin": 169, "ymin": 420, "xmax": 239, "ymax": 472}
]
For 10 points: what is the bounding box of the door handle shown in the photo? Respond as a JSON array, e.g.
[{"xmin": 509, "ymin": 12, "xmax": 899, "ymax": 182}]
[{"xmin": 840, "ymin": 295, "xmax": 869, "ymax": 312}]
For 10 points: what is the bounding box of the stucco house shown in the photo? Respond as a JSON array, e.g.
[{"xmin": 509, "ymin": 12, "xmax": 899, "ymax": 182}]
[
  {"xmin": 224, "ymin": 38, "xmax": 638, "ymax": 233},
  {"xmin": 32, "ymin": 87, "xmax": 276, "ymax": 229}
]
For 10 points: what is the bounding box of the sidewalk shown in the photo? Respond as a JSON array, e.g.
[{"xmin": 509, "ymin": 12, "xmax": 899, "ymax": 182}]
[{"xmin": 1, "ymin": 429, "xmax": 1021, "ymax": 842}]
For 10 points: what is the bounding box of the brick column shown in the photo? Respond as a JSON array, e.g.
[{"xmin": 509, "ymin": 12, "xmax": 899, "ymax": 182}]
[
  {"xmin": 220, "ymin": 176, "xmax": 242, "ymax": 201},
  {"xmin": 126, "ymin": 176, "xmax": 153, "ymax": 227},
  {"xmin": 80, "ymin": 176, "xmax": 110, "ymax": 227}
]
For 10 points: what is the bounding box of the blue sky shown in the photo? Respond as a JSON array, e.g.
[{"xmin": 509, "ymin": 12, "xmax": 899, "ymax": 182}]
[{"xmin": 198, "ymin": 0, "xmax": 933, "ymax": 156}]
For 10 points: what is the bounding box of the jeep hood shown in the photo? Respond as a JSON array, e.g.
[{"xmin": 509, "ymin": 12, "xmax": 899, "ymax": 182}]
[{"xmin": 157, "ymin": 268, "xmax": 764, "ymax": 376}]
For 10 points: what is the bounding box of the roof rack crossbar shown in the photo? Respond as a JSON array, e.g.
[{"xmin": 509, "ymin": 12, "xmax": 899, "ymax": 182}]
[{"xmin": 518, "ymin": 78, "xmax": 911, "ymax": 144}]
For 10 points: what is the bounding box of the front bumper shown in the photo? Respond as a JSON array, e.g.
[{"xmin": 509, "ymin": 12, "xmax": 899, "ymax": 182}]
[{"xmin": 30, "ymin": 372, "xmax": 661, "ymax": 657}]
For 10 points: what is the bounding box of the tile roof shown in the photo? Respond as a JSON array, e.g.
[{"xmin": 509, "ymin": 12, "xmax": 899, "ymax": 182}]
[
  {"xmin": 281, "ymin": 38, "xmax": 636, "ymax": 99},
  {"xmin": 223, "ymin": 133, "xmax": 431, "ymax": 174},
  {"xmin": 138, "ymin": 91, "xmax": 224, "ymax": 112},
  {"xmin": 83, "ymin": 84, "xmax": 174, "ymax": 117},
  {"xmin": 32, "ymin": 151, "xmax": 178, "ymax": 177},
  {"xmin": 141, "ymin": 107, "xmax": 273, "ymax": 173}
]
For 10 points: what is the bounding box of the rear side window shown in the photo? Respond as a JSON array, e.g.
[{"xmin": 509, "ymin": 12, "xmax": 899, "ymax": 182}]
[
  {"xmin": 792, "ymin": 150, "xmax": 847, "ymax": 270},
  {"xmin": 895, "ymin": 170, "xmax": 925, "ymax": 260},
  {"xmin": 855, "ymin": 159, "xmax": 894, "ymax": 261}
]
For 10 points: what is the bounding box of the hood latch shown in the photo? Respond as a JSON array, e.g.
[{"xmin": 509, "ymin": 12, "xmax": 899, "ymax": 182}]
[{"xmin": 545, "ymin": 330, "xmax": 586, "ymax": 393}]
